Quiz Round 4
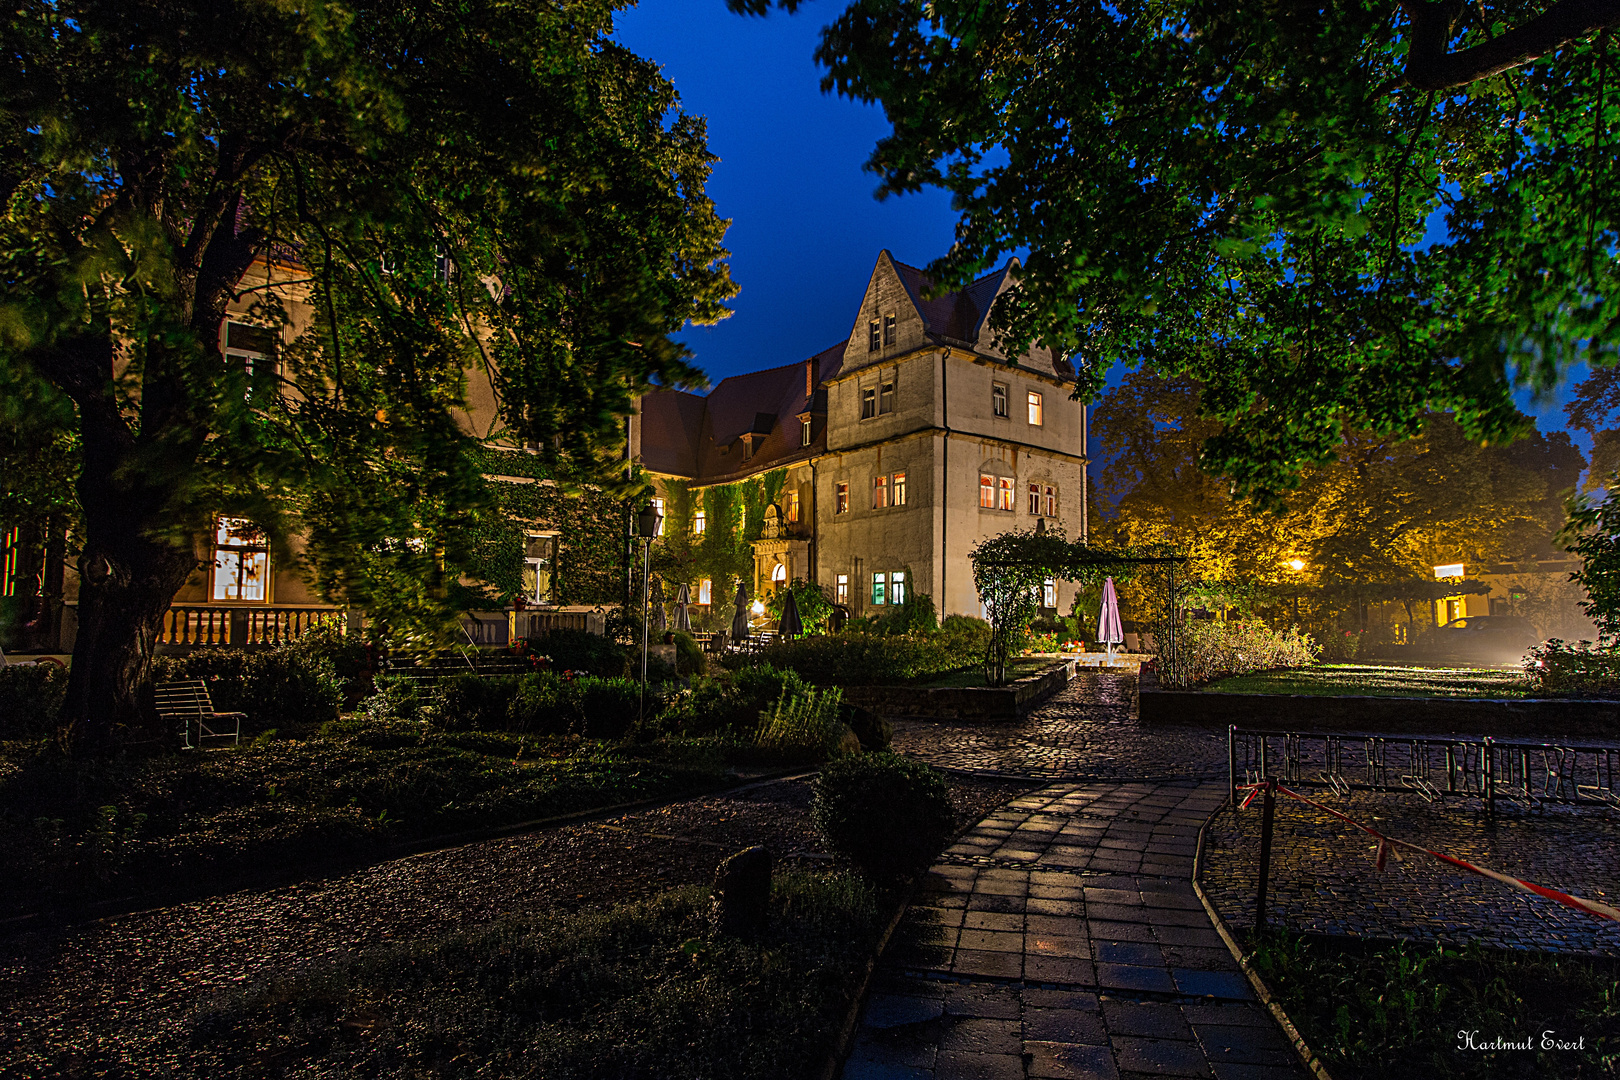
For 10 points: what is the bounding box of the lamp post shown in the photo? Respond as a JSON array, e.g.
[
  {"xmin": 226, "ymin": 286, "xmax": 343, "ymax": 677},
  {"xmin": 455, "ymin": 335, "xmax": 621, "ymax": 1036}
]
[{"xmin": 635, "ymin": 501, "xmax": 663, "ymax": 727}]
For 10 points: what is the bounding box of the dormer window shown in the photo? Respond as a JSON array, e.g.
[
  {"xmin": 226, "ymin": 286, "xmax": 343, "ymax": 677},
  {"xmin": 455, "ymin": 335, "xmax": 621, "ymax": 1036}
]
[
  {"xmin": 801, "ymin": 417, "xmax": 812, "ymax": 446},
  {"xmin": 883, "ymin": 314, "xmax": 896, "ymax": 346},
  {"xmin": 741, "ymin": 437, "xmax": 755, "ymax": 462},
  {"xmin": 868, "ymin": 319, "xmax": 881, "ymax": 352}
]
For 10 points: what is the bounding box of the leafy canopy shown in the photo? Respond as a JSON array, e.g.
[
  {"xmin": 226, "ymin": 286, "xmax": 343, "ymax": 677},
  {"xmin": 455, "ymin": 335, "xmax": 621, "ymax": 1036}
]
[
  {"xmin": 0, "ymin": 0, "xmax": 734, "ymax": 639},
  {"xmin": 758, "ymin": 0, "xmax": 1620, "ymax": 498}
]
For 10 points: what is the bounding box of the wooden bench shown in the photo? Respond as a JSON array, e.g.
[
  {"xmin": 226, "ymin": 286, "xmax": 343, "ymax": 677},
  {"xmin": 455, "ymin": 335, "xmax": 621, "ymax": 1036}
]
[{"xmin": 155, "ymin": 679, "xmax": 245, "ymax": 750}]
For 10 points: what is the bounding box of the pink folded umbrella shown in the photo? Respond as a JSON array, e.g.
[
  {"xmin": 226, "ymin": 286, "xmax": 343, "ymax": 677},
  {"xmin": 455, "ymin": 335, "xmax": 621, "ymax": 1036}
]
[{"xmin": 1097, "ymin": 577, "xmax": 1124, "ymax": 660}]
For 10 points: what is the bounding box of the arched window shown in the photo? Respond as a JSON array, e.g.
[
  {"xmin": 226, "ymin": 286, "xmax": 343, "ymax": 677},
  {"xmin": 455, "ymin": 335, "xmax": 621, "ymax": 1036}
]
[{"xmin": 771, "ymin": 562, "xmax": 787, "ymax": 584}]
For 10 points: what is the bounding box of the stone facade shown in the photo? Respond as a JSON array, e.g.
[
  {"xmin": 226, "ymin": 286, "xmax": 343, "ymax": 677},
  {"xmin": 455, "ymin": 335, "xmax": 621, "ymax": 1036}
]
[{"xmin": 637, "ymin": 250, "xmax": 1089, "ymax": 620}]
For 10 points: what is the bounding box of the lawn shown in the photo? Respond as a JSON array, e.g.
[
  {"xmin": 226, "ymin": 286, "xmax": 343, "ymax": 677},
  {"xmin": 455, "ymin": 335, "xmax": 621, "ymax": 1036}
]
[
  {"xmin": 0, "ymin": 724, "xmax": 731, "ymax": 919},
  {"xmin": 1201, "ymin": 664, "xmax": 1530, "ymax": 699},
  {"xmin": 1249, "ymin": 932, "xmax": 1620, "ymax": 1078},
  {"xmin": 175, "ymin": 872, "xmax": 888, "ymax": 1079},
  {"xmin": 913, "ymin": 658, "xmax": 1052, "ymax": 688}
]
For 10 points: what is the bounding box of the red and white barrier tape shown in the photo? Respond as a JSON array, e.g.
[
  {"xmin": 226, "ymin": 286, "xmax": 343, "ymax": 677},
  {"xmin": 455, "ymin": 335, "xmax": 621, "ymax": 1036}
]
[{"xmin": 1238, "ymin": 781, "xmax": 1620, "ymax": 923}]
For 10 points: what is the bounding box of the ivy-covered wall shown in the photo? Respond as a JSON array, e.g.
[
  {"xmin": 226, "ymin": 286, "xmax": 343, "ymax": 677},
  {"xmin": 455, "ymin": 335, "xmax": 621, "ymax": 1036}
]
[
  {"xmin": 650, "ymin": 469, "xmax": 786, "ymax": 597},
  {"xmin": 460, "ymin": 448, "xmax": 627, "ymax": 607}
]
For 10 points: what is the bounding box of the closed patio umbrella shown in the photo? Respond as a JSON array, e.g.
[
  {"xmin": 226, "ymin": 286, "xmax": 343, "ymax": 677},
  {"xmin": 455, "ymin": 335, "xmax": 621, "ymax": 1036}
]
[
  {"xmin": 1097, "ymin": 576, "xmax": 1125, "ymax": 664},
  {"xmin": 731, "ymin": 582, "xmax": 750, "ymax": 643},
  {"xmin": 673, "ymin": 582, "xmax": 691, "ymax": 632},
  {"xmin": 779, "ymin": 588, "xmax": 804, "ymax": 639}
]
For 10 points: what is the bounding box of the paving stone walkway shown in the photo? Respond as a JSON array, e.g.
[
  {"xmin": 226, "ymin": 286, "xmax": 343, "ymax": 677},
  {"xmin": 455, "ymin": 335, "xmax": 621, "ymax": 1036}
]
[{"xmin": 844, "ymin": 781, "xmax": 1306, "ymax": 1079}]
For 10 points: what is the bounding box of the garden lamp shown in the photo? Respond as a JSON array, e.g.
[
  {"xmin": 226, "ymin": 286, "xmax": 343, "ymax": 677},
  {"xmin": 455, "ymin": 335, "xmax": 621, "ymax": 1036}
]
[{"xmin": 637, "ymin": 502, "xmax": 663, "ymax": 538}]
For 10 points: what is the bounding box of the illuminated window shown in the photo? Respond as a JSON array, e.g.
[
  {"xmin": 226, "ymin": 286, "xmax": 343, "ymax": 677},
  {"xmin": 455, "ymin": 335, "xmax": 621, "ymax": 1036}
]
[
  {"xmin": 211, "ymin": 517, "xmax": 269, "ymax": 602},
  {"xmin": 998, "ymin": 476, "xmax": 1015, "ymax": 511},
  {"xmin": 872, "ymin": 572, "xmax": 887, "ymax": 605},
  {"xmin": 980, "ymin": 474, "xmax": 995, "ymax": 508},
  {"xmin": 693, "ymin": 509, "xmax": 706, "ymax": 535},
  {"xmin": 771, "ymin": 562, "xmax": 787, "ymax": 584},
  {"xmin": 892, "ymin": 472, "xmax": 907, "ymax": 506},
  {"xmin": 224, "ymin": 321, "xmax": 278, "ymax": 401},
  {"xmin": 835, "ymin": 482, "xmax": 849, "ymax": 514},
  {"xmin": 787, "ymin": 490, "xmax": 800, "ymax": 523},
  {"xmin": 868, "ymin": 319, "xmax": 881, "ymax": 352},
  {"xmin": 836, "ymin": 574, "xmax": 849, "ymax": 604},
  {"xmin": 1045, "ymin": 485, "xmax": 1056, "ymax": 517},
  {"xmin": 883, "ymin": 314, "xmax": 896, "ymax": 345},
  {"xmin": 651, "ymin": 496, "xmax": 665, "ymax": 535},
  {"xmin": 522, "ymin": 534, "xmax": 556, "ymax": 605},
  {"xmin": 992, "ymin": 383, "xmax": 1008, "ymax": 417},
  {"xmin": 1028, "ymin": 483, "xmax": 1041, "ymax": 515},
  {"xmin": 872, "ymin": 475, "xmax": 888, "ymax": 509},
  {"xmin": 879, "ymin": 380, "xmax": 894, "ymax": 414},
  {"xmin": 698, "ymin": 578, "xmax": 712, "ymax": 605},
  {"xmin": 801, "ymin": 417, "xmax": 812, "ymax": 446},
  {"xmin": 1043, "ymin": 578, "xmax": 1057, "ymax": 608},
  {"xmin": 892, "ymin": 571, "xmax": 906, "ymax": 605},
  {"xmin": 0, "ymin": 526, "xmax": 18, "ymax": 598},
  {"xmin": 861, "ymin": 388, "xmax": 876, "ymax": 419},
  {"xmin": 1027, "ymin": 391, "xmax": 1043, "ymax": 426}
]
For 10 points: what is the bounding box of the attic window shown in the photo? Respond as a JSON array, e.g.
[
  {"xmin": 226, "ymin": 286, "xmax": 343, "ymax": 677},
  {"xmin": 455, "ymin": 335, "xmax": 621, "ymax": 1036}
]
[
  {"xmin": 801, "ymin": 417, "xmax": 812, "ymax": 446},
  {"xmin": 741, "ymin": 437, "xmax": 755, "ymax": 462},
  {"xmin": 883, "ymin": 314, "xmax": 896, "ymax": 346},
  {"xmin": 867, "ymin": 319, "xmax": 880, "ymax": 352}
]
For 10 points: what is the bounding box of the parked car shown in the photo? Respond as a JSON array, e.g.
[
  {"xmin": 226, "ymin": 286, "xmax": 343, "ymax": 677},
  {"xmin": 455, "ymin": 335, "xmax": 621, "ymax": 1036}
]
[{"xmin": 1419, "ymin": 615, "xmax": 1540, "ymax": 667}]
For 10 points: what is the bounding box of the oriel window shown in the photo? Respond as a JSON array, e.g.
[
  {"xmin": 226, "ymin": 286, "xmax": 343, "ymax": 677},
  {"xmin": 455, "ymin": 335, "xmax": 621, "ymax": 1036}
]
[{"xmin": 211, "ymin": 518, "xmax": 269, "ymax": 602}]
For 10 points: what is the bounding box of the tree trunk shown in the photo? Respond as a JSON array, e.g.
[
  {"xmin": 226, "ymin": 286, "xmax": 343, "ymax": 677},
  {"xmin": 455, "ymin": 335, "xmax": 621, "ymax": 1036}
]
[{"xmin": 59, "ymin": 523, "xmax": 197, "ymax": 753}]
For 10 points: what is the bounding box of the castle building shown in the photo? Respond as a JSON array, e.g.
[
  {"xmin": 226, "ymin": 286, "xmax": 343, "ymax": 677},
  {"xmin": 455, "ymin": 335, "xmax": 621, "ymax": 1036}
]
[{"xmin": 633, "ymin": 250, "xmax": 1089, "ymax": 620}]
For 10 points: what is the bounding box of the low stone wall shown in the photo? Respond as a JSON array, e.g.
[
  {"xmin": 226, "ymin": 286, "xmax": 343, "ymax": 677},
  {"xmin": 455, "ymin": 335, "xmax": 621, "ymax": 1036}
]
[
  {"xmin": 1139, "ymin": 688, "xmax": 1620, "ymax": 739},
  {"xmin": 842, "ymin": 660, "xmax": 1075, "ymax": 722}
]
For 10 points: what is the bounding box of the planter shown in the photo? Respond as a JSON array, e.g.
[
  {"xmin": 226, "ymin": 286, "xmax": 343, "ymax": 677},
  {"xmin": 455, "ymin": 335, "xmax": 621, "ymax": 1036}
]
[{"xmin": 841, "ymin": 661, "xmax": 1075, "ymax": 722}]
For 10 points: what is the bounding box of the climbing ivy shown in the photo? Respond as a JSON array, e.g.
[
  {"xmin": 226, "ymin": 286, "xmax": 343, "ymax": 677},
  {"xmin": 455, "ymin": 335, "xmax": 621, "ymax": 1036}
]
[{"xmin": 650, "ymin": 468, "xmax": 786, "ymax": 601}]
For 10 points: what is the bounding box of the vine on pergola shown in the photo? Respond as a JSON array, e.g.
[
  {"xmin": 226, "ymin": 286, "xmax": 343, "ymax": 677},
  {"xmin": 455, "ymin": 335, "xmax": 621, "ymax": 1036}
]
[{"xmin": 969, "ymin": 530, "xmax": 1187, "ymax": 685}]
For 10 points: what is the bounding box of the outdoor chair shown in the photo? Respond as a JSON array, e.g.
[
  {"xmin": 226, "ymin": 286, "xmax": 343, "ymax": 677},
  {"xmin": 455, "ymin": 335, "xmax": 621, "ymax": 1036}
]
[{"xmin": 156, "ymin": 679, "xmax": 245, "ymax": 750}]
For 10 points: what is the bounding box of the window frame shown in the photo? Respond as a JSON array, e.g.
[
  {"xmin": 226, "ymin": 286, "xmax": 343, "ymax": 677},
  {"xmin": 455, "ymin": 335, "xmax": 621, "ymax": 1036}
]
[
  {"xmin": 992, "ymin": 382, "xmax": 1009, "ymax": 418},
  {"xmin": 879, "ymin": 379, "xmax": 895, "ymax": 415},
  {"xmin": 883, "ymin": 313, "xmax": 896, "ymax": 346},
  {"xmin": 801, "ymin": 416, "xmax": 813, "ymax": 446},
  {"xmin": 867, "ymin": 319, "xmax": 881, "ymax": 352},
  {"xmin": 1042, "ymin": 577, "xmax": 1057, "ymax": 609},
  {"xmin": 872, "ymin": 474, "xmax": 888, "ymax": 509},
  {"xmin": 1028, "ymin": 483, "xmax": 1041, "ymax": 515},
  {"xmin": 892, "ymin": 571, "xmax": 907, "ymax": 606},
  {"xmin": 1027, "ymin": 390, "xmax": 1044, "ymax": 426},
  {"xmin": 693, "ymin": 509, "xmax": 706, "ymax": 536},
  {"xmin": 998, "ymin": 476, "xmax": 1015, "ymax": 511},
  {"xmin": 871, "ymin": 572, "xmax": 887, "ymax": 606},
  {"xmin": 787, "ymin": 490, "xmax": 800, "ymax": 523},
  {"xmin": 835, "ymin": 482, "xmax": 849, "ymax": 515},
  {"xmin": 522, "ymin": 533, "xmax": 558, "ymax": 606},
  {"xmin": 650, "ymin": 496, "xmax": 666, "ymax": 535},
  {"xmin": 861, "ymin": 387, "xmax": 876, "ymax": 420},
  {"xmin": 836, "ymin": 574, "xmax": 849, "ymax": 605},
  {"xmin": 698, "ymin": 578, "xmax": 712, "ymax": 605},
  {"xmin": 892, "ymin": 471, "xmax": 907, "ymax": 506},
  {"xmin": 210, "ymin": 517, "xmax": 271, "ymax": 603},
  {"xmin": 1045, "ymin": 485, "xmax": 1056, "ymax": 518},
  {"xmin": 980, "ymin": 473, "xmax": 995, "ymax": 509}
]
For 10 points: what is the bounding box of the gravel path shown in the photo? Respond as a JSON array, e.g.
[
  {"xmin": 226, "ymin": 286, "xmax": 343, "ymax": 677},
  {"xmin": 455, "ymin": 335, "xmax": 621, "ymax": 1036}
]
[{"xmin": 0, "ymin": 770, "xmax": 1028, "ymax": 1076}]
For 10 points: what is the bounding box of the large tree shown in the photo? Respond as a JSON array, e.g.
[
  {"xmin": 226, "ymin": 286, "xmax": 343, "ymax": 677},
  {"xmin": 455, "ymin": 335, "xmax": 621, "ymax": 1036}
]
[
  {"xmin": 0, "ymin": 0, "xmax": 734, "ymax": 748},
  {"xmin": 749, "ymin": 0, "xmax": 1620, "ymax": 497}
]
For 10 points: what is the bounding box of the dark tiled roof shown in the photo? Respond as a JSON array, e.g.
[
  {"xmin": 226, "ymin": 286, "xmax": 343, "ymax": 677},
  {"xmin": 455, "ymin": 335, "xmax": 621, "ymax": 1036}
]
[
  {"xmin": 890, "ymin": 254, "xmax": 1073, "ymax": 380},
  {"xmin": 638, "ymin": 389, "xmax": 706, "ymax": 477}
]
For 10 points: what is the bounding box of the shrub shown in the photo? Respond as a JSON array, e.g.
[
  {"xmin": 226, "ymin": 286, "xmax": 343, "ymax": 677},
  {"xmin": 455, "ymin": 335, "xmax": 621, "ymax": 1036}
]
[
  {"xmin": 431, "ymin": 673, "xmax": 523, "ymax": 731},
  {"xmin": 765, "ymin": 578, "xmax": 837, "ymax": 635},
  {"xmin": 672, "ymin": 629, "xmax": 706, "ymax": 675},
  {"xmin": 1155, "ymin": 620, "xmax": 1318, "ymax": 688},
  {"xmin": 811, "ymin": 752, "xmax": 955, "ymax": 880},
  {"xmin": 736, "ymin": 632, "xmax": 966, "ymax": 686},
  {"xmin": 0, "ymin": 663, "xmax": 67, "ymax": 738},
  {"xmin": 1524, "ymin": 639, "xmax": 1620, "ymax": 697},
  {"xmin": 527, "ymin": 628, "xmax": 626, "ymax": 677},
  {"xmin": 152, "ymin": 635, "xmax": 345, "ymax": 731},
  {"xmin": 755, "ymin": 686, "xmax": 851, "ymax": 761},
  {"xmin": 426, "ymin": 671, "xmax": 644, "ymax": 739},
  {"xmin": 841, "ymin": 704, "xmax": 893, "ymax": 752}
]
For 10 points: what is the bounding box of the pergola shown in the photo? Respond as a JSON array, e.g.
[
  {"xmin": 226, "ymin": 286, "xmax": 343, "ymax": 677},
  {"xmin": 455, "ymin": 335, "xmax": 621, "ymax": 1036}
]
[{"xmin": 969, "ymin": 530, "xmax": 1189, "ymax": 686}]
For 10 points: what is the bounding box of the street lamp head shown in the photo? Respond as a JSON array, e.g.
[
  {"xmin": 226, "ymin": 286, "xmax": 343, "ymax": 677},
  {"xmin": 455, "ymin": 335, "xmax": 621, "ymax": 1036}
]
[
  {"xmin": 1288, "ymin": 558, "xmax": 1305, "ymax": 572},
  {"xmin": 636, "ymin": 502, "xmax": 663, "ymax": 538}
]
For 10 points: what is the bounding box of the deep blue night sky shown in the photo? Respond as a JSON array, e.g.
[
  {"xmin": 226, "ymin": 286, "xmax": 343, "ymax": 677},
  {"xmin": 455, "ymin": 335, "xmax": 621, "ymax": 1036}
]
[{"xmin": 614, "ymin": 2, "xmax": 1587, "ymax": 457}]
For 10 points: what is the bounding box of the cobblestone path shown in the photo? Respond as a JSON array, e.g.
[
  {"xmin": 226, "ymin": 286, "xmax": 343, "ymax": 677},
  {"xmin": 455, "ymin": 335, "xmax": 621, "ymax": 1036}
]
[
  {"xmin": 846, "ymin": 776, "xmax": 1306, "ymax": 1079},
  {"xmin": 1201, "ymin": 791, "xmax": 1620, "ymax": 956},
  {"xmin": 892, "ymin": 673, "xmax": 1229, "ymax": 782},
  {"xmin": 848, "ymin": 674, "xmax": 1305, "ymax": 1078}
]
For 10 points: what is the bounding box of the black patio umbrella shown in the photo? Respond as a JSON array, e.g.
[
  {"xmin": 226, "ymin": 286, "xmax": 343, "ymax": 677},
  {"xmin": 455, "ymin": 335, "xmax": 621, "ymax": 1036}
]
[
  {"xmin": 673, "ymin": 582, "xmax": 691, "ymax": 632},
  {"xmin": 779, "ymin": 588, "xmax": 804, "ymax": 639}
]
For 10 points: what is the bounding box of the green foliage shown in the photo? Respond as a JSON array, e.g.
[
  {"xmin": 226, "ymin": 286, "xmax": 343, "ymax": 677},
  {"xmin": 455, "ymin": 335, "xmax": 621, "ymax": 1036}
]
[
  {"xmin": 811, "ymin": 752, "xmax": 955, "ymax": 881},
  {"xmin": 650, "ymin": 470, "xmax": 788, "ymax": 599},
  {"xmin": 1204, "ymin": 664, "xmax": 1528, "ymax": 699},
  {"xmin": 0, "ymin": 0, "xmax": 735, "ymax": 728},
  {"xmin": 1562, "ymin": 483, "xmax": 1620, "ymax": 641},
  {"xmin": 1154, "ymin": 620, "xmax": 1317, "ymax": 689},
  {"xmin": 0, "ymin": 663, "xmax": 67, "ymax": 738},
  {"xmin": 734, "ymin": 632, "xmax": 968, "ymax": 686},
  {"xmin": 186, "ymin": 872, "xmax": 885, "ymax": 1078},
  {"xmin": 874, "ymin": 588, "xmax": 938, "ymax": 636},
  {"xmin": 659, "ymin": 663, "xmax": 809, "ymax": 738},
  {"xmin": 755, "ymin": 685, "xmax": 850, "ymax": 761},
  {"xmin": 672, "ymin": 630, "xmax": 706, "ymax": 675},
  {"xmin": 151, "ymin": 636, "xmax": 346, "ymax": 731},
  {"xmin": 813, "ymin": 0, "xmax": 1620, "ymax": 498},
  {"xmin": 766, "ymin": 578, "xmax": 837, "ymax": 635},
  {"xmin": 391, "ymin": 671, "xmax": 644, "ymax": 740},
  {"xmin": 1248, "ymin": 932, "xmax": 1620, "ymax": 1078},
  {"xmin": 528, "ymin": 628, "xmax": 629, "ymax": 678},
  {"xmin": 1524, "ymin": 639, "xmax": 1620, "ymax": 698}
]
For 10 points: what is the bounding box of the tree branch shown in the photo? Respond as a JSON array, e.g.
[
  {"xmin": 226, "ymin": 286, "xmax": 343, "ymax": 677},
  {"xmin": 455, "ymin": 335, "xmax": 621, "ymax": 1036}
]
[{"xmin": 1404, "ymin": 0, "xmax": 1620, "ymax": 90}]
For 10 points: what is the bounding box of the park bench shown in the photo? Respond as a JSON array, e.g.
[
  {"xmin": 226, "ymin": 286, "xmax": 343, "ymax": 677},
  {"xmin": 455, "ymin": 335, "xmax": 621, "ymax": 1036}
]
[{"xmin": 156, "ymin": 679, "xmax": 245, "ymax": 750}]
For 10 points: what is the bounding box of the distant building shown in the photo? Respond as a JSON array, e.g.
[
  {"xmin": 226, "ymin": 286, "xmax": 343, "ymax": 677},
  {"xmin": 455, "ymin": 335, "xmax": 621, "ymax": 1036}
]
[{"xmin": 634, "ymin": 250, "xmax": 1088, "ymax": 621}]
